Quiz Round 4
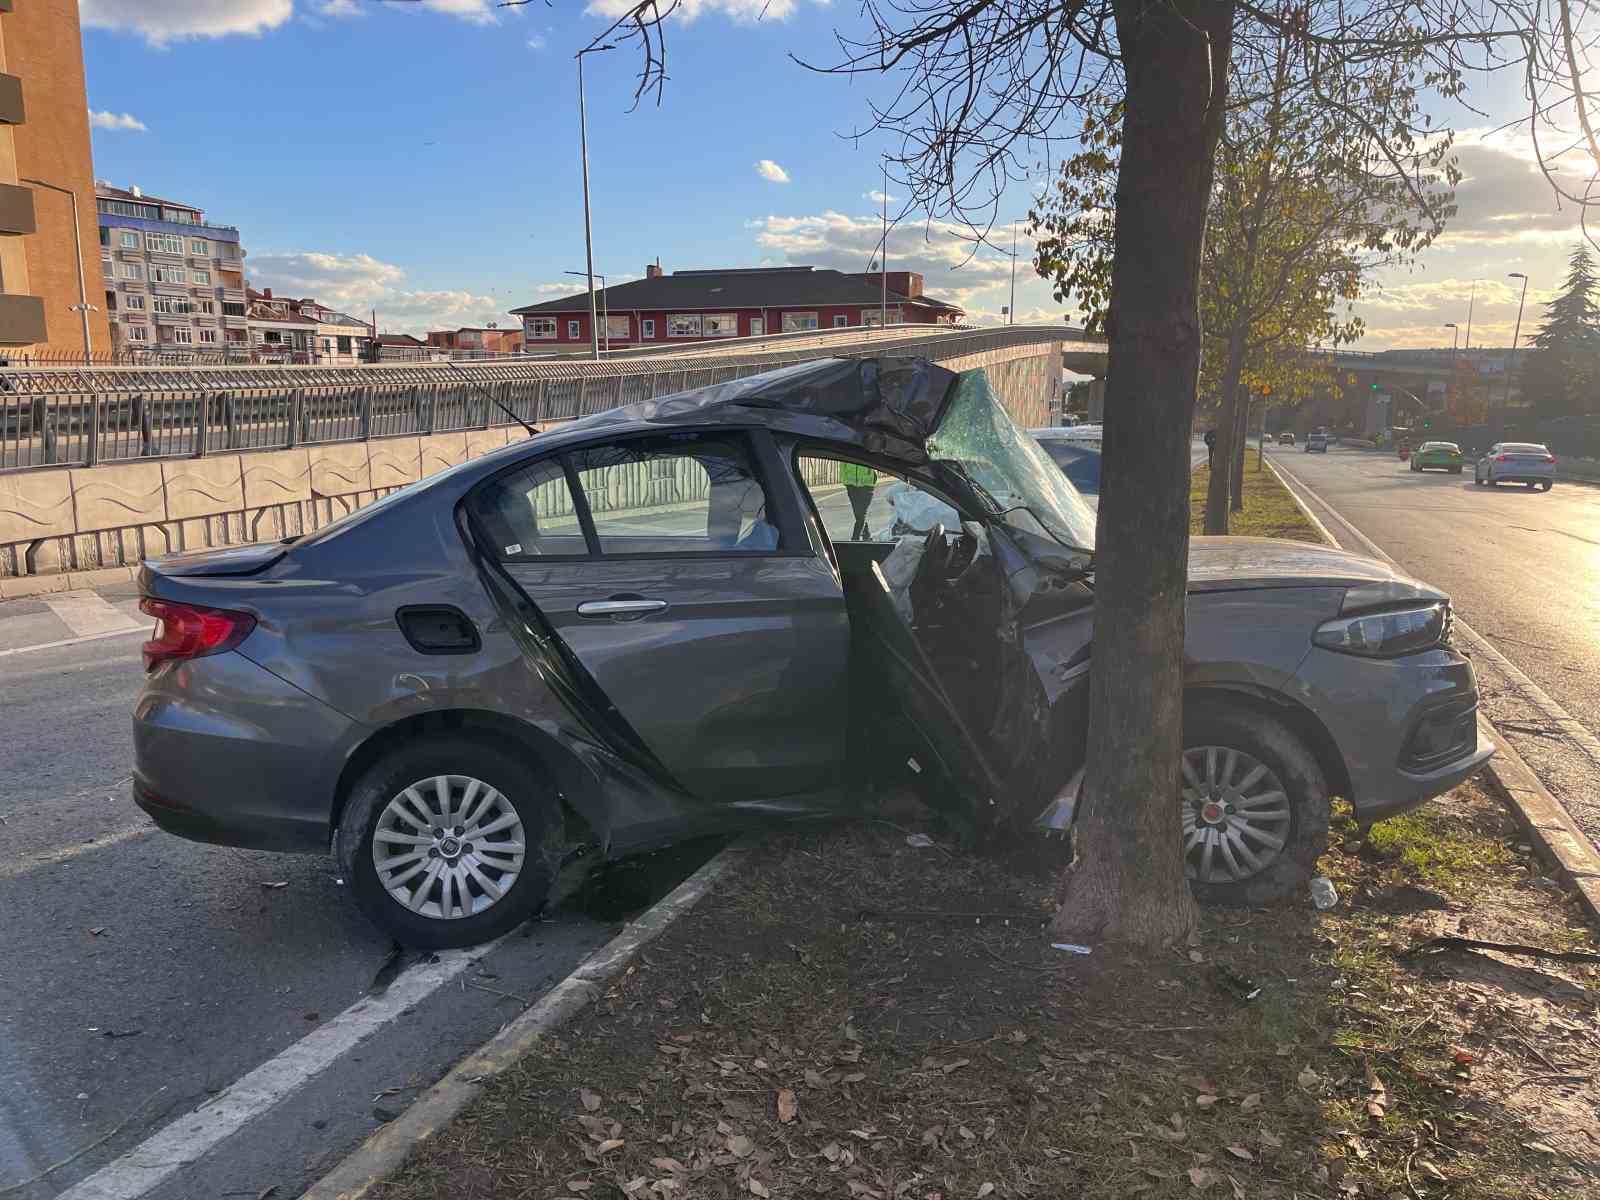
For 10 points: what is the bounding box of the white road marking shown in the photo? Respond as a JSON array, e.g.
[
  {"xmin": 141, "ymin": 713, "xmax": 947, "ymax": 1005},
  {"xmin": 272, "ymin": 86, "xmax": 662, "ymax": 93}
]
[
  {"xmin": 0, "ymin": 825, "xmax": 155, "ymax": 882},
  {"xmin": 0, "ymin": 624, "xmax": 147, "ymax": 659},
  {"xmin": 55, "ymin": 937, "xmax": 506, "ymax": 1200},
  {"xmin": 43, "ymin": 591, "xmax": 143, "ymax": 638}
]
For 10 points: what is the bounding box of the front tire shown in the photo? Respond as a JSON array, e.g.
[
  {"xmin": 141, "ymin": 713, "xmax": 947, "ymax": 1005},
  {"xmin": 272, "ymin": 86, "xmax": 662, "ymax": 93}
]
[
  {"xmin": 1450, "ymin": 466, "xmax": 1462, "ymax": 474},
  {"xmin": 1181, "ymin": 706, "xmax": 1329, "ymax": 907},
  {"xmin": 1541, "ymin": 480, "xmax": 1554, "ymax": 492},
  {"xmin": 337, "ymin": 737, "xmax": 562, "ymax": 949}
]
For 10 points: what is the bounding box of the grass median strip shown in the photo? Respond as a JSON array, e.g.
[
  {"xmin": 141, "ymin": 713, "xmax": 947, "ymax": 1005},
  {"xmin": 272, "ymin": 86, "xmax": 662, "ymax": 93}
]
[
  {"xmin": 371, "ymin": 782, "xmax": 1600, "ymax": 1200},
  {"xmin": 1191, "ymin": 454, "xmax": 1322, "ymax": 542}
]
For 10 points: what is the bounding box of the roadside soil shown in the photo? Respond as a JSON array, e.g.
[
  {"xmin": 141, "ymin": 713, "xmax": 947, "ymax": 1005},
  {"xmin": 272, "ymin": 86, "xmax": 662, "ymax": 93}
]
[
  {"xmin": 372, "ymin": 779, "xmax": 1600, "ymax": 1200},
  {"xmin": 1190, "ymin": 457, "xmax": 1320, "ymax": 541}
]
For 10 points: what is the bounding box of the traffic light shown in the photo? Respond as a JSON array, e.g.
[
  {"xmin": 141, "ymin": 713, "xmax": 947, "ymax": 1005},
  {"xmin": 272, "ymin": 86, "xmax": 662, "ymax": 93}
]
[
  {"xmin": 1422, "ymin": 418, "xmax": 1432, "ymax": 428},
  {"xmin": 1370, "ymin": 382, "xmax": 1379, "ymax": 391}
]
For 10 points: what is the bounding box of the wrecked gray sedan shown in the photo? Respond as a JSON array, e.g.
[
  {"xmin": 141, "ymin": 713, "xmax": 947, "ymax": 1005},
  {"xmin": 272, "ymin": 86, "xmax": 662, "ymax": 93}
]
[{"xmin": 132, "ymin": 357, "xmax": 1492, "ymax": 947}]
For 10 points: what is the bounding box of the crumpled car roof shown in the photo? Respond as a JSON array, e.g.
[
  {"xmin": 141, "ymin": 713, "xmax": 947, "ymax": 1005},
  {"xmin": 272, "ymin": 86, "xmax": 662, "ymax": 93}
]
[{"xmin": 562, "ymin": 356, "xmax": 959, "ymax": 466}]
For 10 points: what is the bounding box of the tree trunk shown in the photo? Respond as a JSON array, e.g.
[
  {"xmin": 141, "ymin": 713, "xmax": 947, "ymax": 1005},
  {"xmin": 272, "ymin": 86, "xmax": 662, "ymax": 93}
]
[
  {"xmin": 1229, "ymin": 394, "xmax": 1248, "ymax": 511},
  {"xmin": 1204, "ymin": 331, "xmax": 1247, "ymax": 534},
  {"xmin": 1051, "ymin": 0, "xmax": 1233, "ymax": 949}
]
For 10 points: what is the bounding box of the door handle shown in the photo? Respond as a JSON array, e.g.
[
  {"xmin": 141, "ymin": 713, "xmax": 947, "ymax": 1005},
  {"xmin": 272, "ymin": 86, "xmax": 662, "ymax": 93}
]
[{"xmin": 577, "ymin": 597, "xmax": 668, "ymax": 618}]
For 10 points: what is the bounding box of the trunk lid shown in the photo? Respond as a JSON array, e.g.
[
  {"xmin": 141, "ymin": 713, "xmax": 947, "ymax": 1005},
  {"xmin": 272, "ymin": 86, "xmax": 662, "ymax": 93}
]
[{"xmin": 141, "ymin": 542, "xmax": 288, "ymax": 580}]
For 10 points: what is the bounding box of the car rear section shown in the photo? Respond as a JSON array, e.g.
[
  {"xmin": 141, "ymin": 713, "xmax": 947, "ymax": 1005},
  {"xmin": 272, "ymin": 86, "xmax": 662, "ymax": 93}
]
[
  {"xmin": 1483, "ymin": 445, "xmax": 1557, "ymax": 488},
  {"xmin": 132, "ymin": 542, "xmax": 364, "ymax": 851}
]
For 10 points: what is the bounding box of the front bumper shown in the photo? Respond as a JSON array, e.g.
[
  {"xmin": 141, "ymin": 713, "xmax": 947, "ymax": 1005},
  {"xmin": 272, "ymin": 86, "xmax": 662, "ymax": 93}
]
[
  {"xmin": 133, "ymin": 650, "xmax": 361, "ymax": 852},
  {"xmin": 1293, "ymin": 644, "xmax": 1494, "ymax": 823}
]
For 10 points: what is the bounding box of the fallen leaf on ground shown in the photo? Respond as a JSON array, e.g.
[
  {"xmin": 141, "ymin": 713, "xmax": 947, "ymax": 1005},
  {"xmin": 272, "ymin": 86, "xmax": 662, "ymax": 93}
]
[
  {"xmin": 579, "ymin": 1088, "xmax": 601, "ymax": 1112},
  {"xmin": 596, "ymin": 1139, "xmax": 624, "ymax": 1155},
  {"xmin": 804, "ymin": 1068, "xmax": 827, "ymax": 1088},
  {"xmin": 1195, "ymin": 1094, "xmax": 1220, "ymax": 1108},
  {"xmin": 1258, "ymin": 1129, "xmax": 1282, "ymax": 1149},
  {"xmin": 977, "ymin": 1184, "xmax": 995, "ymax": 1198},
  {"xmin": 1419, "ymin": 1160, "xmax": 1447, "ymax": 1182},
  {"xmin": 1188, "ymin": 1166, "xmax": 1221, "ymax": 1189},
  {"xmin": 1452, "ymin": 1049, "xmax": 1475, "ymax": 1066},
  {"xmin": 943, "ymin": 1058, "xmax": 971, "ymax": 1073},
  {"xmin": 1226, "ymin": 1145, "xmax": 1254, "ymax": 1162},
  {"xmin": 1362, "ymin": 1060, "xmax": 1389, "ymax": 1120},
  {"xmin": 1297, "ymin": 1067, "xmax": 1321, "ymax": 1090},
  {"xmin": 1524, "ymin": 1141, "xmax": 1559, "ymax": 1154},
  {"xmin": 727, "ymin": 1134, "xmax": 754, "ymax": 1158},
  {"xmin": 819, "ymin": 1142, "xmax": 841, "ymax": 1162},
  {"xmin": 649, "ymin": 1158, "xmax": 686, "ymax": 1173},
  {"xmin": 1239, "ymin": 1093, "xmax": 1261, "ymax": 1111},
  {"xmin": 749, "ymin": 1180, "xmax": 770, "ymax": 1198},
  {"xmin": 776, "ymin": 1089, "xmax": 798, "ymax": 1123}
]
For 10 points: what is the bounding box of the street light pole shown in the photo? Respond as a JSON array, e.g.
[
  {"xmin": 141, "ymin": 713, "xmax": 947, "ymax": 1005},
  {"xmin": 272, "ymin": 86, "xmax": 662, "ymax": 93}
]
[
  {"xmin": 880, "ymin": 162, "xmax": 888, "ymax": 329},
  {"xmin": 1508, "ymin": 272, "xmax": 1530, "ymax": 350},
  {"xmin": 1008, "ymin": 220, "xmax": 1018, "ymax": 326},
  {"xmin": 575, "ymin": 46, "xmax": 613, "ymax": 362},
  {"xmin": 1443, "ymin": 322, "xmax": 1459, "ymax": 413},
  {"xmin": 1463, "ymin": 279, "xmax": 1477, "ymax": 351},
  {"xmin": 564, "ymin": 270, "xmax": 607, "ymax": 351},
  {"xmin": 21, "ymin": 177, "xmax": 94, "ymax": 363}
]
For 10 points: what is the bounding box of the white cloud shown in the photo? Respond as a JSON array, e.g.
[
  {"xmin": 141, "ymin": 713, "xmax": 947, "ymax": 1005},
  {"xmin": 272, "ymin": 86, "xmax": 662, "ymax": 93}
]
[
  {"xmin": 526, "ymin": 33, "xmax": 546, "ymax": 49},
  {"xmin": 81, "ymin": 0, "xmax": 293, "ymax": 44},
  {"xmin": 317, "ymin": 0, "xmax": 362, "ymax": 16},
  {"xmin": 588, "ymin": 0, "xmax": 799, "ymax": 21},
  {"xmin": 865, "ymin": 190, "xmax": 898, "ymax": 205},
  {"xmin": 416, "ymin": 0, "xmax": 498, "ymax": 24},
  {"xmin": 89, "ymin": 110, "xmax": 148, "ymax": 132},
  {"xmin": 247, "ymin": 251, "xmax": 509, "ymax": 335},
  {"xmin": 756, "ymin": 160, "xmax": 791, "ymax": 184}
]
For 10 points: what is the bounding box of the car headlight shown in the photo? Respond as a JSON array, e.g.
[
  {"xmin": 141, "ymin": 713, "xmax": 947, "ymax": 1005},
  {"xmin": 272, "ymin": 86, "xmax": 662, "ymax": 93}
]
[{"xmin": 1313, "ymin": 602, "xmax": 1449, "ymax": 658}]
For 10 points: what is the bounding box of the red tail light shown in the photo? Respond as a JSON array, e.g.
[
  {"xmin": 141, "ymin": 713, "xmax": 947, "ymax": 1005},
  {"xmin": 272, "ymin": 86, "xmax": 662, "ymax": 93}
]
[
  {"xmin": 140, "ymin": 598, "xmax": 256, "ymax": 672},
  {"xmin": 1546, "ymin": 455, "xmax": 1557, "ymax": 463},
  {"xmin": 1496, "ymin": 454, "xmax": 1510, "ymax": 462}
]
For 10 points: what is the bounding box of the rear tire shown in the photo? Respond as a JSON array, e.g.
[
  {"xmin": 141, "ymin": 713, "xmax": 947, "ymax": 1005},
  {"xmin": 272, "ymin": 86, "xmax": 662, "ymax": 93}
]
[
  {"xmin": 1526, "ymin": 481, "xmax": 1538, "ymax": 489},
  {"xmin": 1450, "ymin": 466, "xmax": 1462, "ymax": 474},
  {"xmin": 1182, "ymin": 706, "xmax": 1329, "ymax": 907},
  {"xmin": 336, "ymin": 737, "xmax": 562, "ymax": 949},
  {"xmin": 1541, "ymin": 480, "xmax": 1554, "ymax": 492}
]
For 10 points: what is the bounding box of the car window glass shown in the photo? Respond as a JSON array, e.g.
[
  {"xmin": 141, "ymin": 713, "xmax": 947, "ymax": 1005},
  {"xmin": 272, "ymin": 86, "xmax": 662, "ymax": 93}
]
[
  {"xmin": 795, "ymin": 454, "xmax": 962, "ymax": 542},
  {"xmin": 1036, "ymin": 440, "xmax": 1102, "ymax": 495},
  {"xmin": 470, "ymin": 458, "xmax": 588, "ymax": 558},
  {"xmin": 572, "ymin": 435, "xmax": 779, "ymax": 555}
]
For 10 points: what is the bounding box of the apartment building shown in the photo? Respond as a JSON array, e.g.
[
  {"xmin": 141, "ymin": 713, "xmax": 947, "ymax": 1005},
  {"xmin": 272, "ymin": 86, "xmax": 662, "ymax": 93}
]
[
  {"xmin": 424, "ymin": 326, "xmax": 524, "ymax": 355},
  {"xmin": 245, "ymin": 289, "xmax": 372, "ymax": 365},
  {"xmin": 97, "ymin": 184, "xmax": 248, "ymax": 358},
  {"xmin": 0, "ymin": 0, "xmax": 112, "ymax": 355}
]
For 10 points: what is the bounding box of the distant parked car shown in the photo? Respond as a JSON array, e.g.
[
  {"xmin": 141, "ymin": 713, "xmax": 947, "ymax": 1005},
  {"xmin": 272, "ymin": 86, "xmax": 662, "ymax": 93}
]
[
  {"xmin": 1031, "ymin": 428, "xmax": 1103, "ymax": 506},
  {"xmin": 1410, "ymin": 441, "xmax": 1464, "ymax": 474},
  {"xmin": 1305, "ymin": 431, "xmax": 1329, "ymax": 453},
  {"xmin": 1278, "ymin": 431, "xmax": 1296, "ymax": 445},
  {"xmin": 1474, "ymin": 443, "xmax": 1556, "ymax": 490}
]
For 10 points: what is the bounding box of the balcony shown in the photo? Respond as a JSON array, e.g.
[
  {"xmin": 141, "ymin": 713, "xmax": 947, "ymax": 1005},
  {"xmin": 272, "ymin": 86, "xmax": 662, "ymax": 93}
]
[
  {"xmin": 0, "ymin": 184, "xmax": 39, "ymax": 236},
  {"xmin": 0, "ymin": 293, "xmax": 47, "ymax": 346},
  {"xmin": 153, "ymin": 310, "xmax": 185, "ymax": 324},
  {"xmin": 0, "ymin": 74, "xmax": 23, "ymax": 126}
]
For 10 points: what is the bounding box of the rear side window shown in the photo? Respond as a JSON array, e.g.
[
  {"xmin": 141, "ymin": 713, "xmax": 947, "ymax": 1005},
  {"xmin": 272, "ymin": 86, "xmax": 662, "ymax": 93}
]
[
  {"xmin": 470, "ymin": 458, "xmax": 588, "ymax": 558},
  {"xmin": 571, "ymin": 435, "xmax": 779, "ymax": 555}
]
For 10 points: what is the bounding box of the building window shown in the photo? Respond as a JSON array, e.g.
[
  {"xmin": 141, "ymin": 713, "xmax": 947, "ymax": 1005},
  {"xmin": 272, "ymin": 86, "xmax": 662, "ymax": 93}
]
[
  {"xmin": 191, "ymin": 269, "xmax": 211, "ymax": 286},
  {"xmin": 190, "ymin": 238, "xmax": 208, "ymax": 255},
  {"xmin": 151, "ymin": 266, "xmax": 187, "ymax": 285},
  {"xmin": 702, "ymin": 313, "xmax": 738, "ymax": 338},
  {"xmin": 198, "ymin": 328, "xmax": 218, "ymax": 345},
  {"xmin": 146, "ymin": 232, "xmax": 186, "ymax": 255},
  {"xmin": 833, "ymin": 314, "xmax": 850, "ymax": 328},
  {"xmin": 567, "ymin": 319, "xmax": 581, "ymax": 339},
  {"xmin": 162, "ymin": 208, "xmax": 197, "ymax": 225},
  {"xmin": 124, "ymin": 294, "xmax": 146, "ymax": 311},
  {"xmin": 527, "ymin": 317, "xmax": 557, "ymax": 339},
  {"xmin": 604, "ymin": 315, "xmax": 630, "ymax": 341},
  {"xmin": 667, "ymin": 314, "xmax": 702, "ymax": 337},
  {"xmin": 337, "ymin": 335, "xmax": 353, "ymax": 353},
  {"xmin": 862, "ymin": 307, "xmax": 903, "ymax": 326},
  {"xmin": 172, "ymin": 327, "xmax": 194, "ymax": 344},
  {"xmin": 120, "ymin": 229, "xmax": 140, "ymax": 249},
  {"xmin": 782, "ymin": 312, "xmax": 819, "ymax": 332},
  {"xmin": 222, "ymin": 301, "xmax": 246, "ymax": 317},
  {"xmin": 642, "ymin": 318, "xmax": 656, "ymax": 338},
  {"xmin": 193, "ymin": 299, "xmax": 214, "ymax": 315},
  {"xmin": 99, "ymin": 199, "xmax": 160, "ymax": 220},
  {"xmin": 118, "ymin": 262, "xmax": 144, "ymax": 281},
  {"xmin": 125, "ymin": 324, "xmax": 150, "ymax": 342}
]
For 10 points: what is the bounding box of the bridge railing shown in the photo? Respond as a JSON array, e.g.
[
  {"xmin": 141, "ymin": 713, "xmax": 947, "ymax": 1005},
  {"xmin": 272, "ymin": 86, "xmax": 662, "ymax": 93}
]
[{"xmin": 0, "ymin": 324, "xmax": 1070, "ymax": 474}]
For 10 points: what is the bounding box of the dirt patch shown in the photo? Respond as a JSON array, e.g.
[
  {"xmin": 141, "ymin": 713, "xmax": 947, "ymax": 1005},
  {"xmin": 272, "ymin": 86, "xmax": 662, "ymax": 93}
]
[{"xmin": 373, "ymin": 780, "xmax": 1600, "ymax": 1200}]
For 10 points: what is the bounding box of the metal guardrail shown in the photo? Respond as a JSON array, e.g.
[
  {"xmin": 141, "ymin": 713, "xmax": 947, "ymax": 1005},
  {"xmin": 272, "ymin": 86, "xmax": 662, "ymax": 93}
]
[{"xmin": 0, "ymin": 324, "xmax": 1071, "ymax": 473}]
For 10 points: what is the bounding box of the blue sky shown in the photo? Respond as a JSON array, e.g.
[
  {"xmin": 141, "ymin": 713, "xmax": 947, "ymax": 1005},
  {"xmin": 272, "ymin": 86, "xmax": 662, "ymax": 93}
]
[{"xmin": 80, "ymin": 0, "xmax": 1589, "ymax": 348}]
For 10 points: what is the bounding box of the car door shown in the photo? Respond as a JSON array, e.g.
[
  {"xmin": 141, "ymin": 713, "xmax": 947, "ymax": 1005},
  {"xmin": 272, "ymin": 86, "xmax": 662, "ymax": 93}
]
[{"xmin": 468, "ymin": 429, "xmax": 851, "ymax": 803}]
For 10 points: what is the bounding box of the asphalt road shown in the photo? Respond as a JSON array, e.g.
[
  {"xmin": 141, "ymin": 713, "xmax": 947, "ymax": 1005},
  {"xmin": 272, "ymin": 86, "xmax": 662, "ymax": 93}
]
[
  {"xmin": 1267, "ymin": 443, "xmax": 1600, "ymax": 852},
  {"xmin": 0, "ymin": 587, "xmax": 713, "ymax": 1200}
]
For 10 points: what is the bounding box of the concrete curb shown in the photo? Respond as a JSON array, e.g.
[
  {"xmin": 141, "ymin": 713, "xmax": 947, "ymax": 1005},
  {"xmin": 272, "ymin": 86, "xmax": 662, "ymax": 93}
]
[
  {"xmin": 1261, "ymin": 457, "xmax": 1338, "ymax": 547},
  {"xmin": 299, "ymin": 841, "xmax": 751, "ymax": 1200},
  {"xmin": 1266, "ymin": 456, "xmax": 1600, "ymax": 926}
]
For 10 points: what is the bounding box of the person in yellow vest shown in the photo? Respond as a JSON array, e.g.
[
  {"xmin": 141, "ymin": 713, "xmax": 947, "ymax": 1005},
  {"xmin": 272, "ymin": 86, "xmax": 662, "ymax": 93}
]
[{"xmin": 840, "ymin": 461, "xmax": 878, "ymax": 540}]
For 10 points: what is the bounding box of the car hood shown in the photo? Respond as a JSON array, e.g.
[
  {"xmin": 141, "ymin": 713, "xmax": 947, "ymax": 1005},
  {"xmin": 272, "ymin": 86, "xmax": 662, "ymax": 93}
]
[{"xmin": 1187, "ymin": 536, "xmax": 1445, "ymax": 610}]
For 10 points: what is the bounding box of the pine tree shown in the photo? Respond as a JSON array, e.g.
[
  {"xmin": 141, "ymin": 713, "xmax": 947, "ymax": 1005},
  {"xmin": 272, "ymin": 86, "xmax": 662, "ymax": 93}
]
[{"xmin": 1523, "ymin": 245, "xmax": 1600, "ymax": 419}]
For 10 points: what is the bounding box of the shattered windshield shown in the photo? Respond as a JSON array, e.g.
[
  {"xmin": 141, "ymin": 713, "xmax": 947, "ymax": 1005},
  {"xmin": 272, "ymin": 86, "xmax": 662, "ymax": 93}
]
[{"xmin": 927, "ymin": 371, "xmax": 1097, "ymax": 554}]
